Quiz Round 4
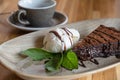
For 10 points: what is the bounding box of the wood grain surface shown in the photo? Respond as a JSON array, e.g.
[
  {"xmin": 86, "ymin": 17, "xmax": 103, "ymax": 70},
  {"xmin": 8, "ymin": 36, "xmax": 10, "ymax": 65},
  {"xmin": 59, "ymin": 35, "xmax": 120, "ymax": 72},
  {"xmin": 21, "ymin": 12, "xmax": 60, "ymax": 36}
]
[{"xmin": 0, "ymin": 0, "xmax": 120, "ymax": 80}]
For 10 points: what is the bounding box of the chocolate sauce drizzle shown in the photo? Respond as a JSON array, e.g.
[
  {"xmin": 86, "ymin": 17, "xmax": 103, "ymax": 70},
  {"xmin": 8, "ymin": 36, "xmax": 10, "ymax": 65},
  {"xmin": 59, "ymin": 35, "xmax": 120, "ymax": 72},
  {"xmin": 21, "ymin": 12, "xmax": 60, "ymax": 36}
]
[
  {"xmin": 49, "ymin": 30, "xmax": 66, "ymax": 50},
  {"xmin": 95, "ymin": 30, "xmax": 118, "ymax": 40},
  {"xmin": 61, "ymin": 28, "xmax": 73, "ymax": 46},
  {"xmin": 93, "ymin": 31, "xmax": 107, "ymax": 42},
  {"xmin": 84, "ymin": 36, "xmax": 101, "ymax": 47},
  {"xmin": 98, "ymin": 26, "xmax": 120, "ymax": 40},
  {"xmin": 62, "ymin": 28, "xmax": 73, "ymax": 37},
  {"xmin": 79, "ymin": 58, "xmax": 99, "ymax": 67},
  {"xmin": 79, "ymin": 60, "xmax": 86, "ymax": 67},
  {"xmin": 50, "ymin": 31, "xmax": 62, "ymax": 41},
  {"xmin": 88, "ymin": 36, "xmax": 102, "ymax": 43},
  {"xmin": 84, "ymin": 38, "xmax": 94, "ymax": 46},
  {"xmin": 90, "ymin": 59, "xmax": 99, "ymax": 65},
  {"xmin": 49, "ymin": 28, "xmax": 75, "ymax": 51},
  {"xmin": 100, "ymin": 25, "xmax": 120, "ymax": 33}
]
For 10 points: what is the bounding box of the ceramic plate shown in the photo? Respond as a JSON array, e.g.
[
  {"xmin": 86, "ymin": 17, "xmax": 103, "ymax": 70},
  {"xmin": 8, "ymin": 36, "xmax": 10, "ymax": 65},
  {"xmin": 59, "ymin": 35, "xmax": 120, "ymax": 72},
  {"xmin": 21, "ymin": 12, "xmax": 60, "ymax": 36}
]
[
  {"xmin": 0, "ymin": 18, "xmax": 120, "ymax": 80},
  {"xmin": 7, "ymin": 11, "xmax": 68, "ymax": 31}
]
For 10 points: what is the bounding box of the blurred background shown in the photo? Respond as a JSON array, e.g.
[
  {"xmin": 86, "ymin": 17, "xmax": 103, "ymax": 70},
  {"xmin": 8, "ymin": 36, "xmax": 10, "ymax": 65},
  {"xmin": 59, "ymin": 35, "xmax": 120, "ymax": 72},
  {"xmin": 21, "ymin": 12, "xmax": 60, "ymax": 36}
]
[
  {"xmin": 56, "ymin": 0, "xmax": 120, "ymax": 23},
  {"xmin": 0, "ymin": 0, "xmax": 120, "ymax": 23},
  {"xmin": 0, "ymin": 0, "xmax": 120, "ymax": 80}
]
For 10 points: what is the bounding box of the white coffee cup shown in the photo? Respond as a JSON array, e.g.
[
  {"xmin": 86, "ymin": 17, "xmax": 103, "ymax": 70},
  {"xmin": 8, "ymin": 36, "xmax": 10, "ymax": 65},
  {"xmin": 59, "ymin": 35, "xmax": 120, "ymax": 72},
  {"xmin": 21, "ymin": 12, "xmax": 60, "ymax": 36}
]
[{"xmin": 17, "ymin": 0, "xmax": 56, "ymax": 27}]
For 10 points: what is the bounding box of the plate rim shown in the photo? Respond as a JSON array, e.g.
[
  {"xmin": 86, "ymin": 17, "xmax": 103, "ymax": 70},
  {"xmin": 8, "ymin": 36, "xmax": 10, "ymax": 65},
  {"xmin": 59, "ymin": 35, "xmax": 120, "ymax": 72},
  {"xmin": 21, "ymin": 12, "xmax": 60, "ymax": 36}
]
[{"xmin": 1, "ymin": 18, "xmax": 120, "ymax": 79}]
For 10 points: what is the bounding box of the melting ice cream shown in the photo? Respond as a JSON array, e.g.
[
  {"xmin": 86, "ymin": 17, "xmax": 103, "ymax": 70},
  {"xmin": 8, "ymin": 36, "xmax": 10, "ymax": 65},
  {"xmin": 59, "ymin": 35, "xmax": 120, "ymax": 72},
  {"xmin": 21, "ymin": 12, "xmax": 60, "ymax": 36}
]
[{"xmin": 43, "ymin": 27, "xmax": 80, "ymax": 53}]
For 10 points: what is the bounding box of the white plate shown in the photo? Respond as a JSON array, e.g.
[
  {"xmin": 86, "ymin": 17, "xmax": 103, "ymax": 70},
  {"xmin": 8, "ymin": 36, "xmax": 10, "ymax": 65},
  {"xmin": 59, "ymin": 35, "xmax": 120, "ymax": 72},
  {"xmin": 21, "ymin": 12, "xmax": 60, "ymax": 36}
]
[
  {"xmin": 7, "ymin": 11, "xmax": 68, "ymax": 31},
  {"xmin": 0, "ymin": 18, "xmax": 120, "ymax": 80}
]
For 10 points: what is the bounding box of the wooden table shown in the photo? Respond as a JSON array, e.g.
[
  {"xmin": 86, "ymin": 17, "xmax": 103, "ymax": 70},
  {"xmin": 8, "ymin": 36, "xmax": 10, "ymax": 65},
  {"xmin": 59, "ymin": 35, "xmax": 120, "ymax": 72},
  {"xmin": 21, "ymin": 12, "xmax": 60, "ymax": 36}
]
[{"xmin": 0, "ymin": 0, "xmax": 120, "ymax": 80}]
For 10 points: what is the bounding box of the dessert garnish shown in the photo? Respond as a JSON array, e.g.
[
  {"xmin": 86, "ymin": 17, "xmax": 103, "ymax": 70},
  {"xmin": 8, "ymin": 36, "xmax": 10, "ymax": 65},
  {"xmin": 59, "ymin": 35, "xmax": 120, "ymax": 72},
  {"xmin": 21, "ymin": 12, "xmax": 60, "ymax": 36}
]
[
  {"xmin": 21, "ymin": 27, "xmax": 80, "ymax": 72},
  {"xmin": 22, "ymin": 48, "xmax": 78, "ymax": 72}
]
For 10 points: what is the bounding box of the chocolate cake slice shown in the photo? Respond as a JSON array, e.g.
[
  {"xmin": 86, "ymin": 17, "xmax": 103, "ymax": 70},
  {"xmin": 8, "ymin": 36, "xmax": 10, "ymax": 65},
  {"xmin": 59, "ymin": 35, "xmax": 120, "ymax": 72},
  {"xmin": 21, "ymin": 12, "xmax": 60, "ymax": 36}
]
[{"xmin": 72, "ymin": 25, "xmax": 120, "ymax": 67}]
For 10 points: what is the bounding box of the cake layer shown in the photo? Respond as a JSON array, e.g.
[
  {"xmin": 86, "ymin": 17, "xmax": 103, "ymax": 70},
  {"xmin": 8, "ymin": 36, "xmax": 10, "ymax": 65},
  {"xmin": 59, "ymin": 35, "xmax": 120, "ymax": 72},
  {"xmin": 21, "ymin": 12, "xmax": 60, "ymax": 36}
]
[{"xmin": 72, "ymin": 25, "xmax": 120, "ymax": 61}]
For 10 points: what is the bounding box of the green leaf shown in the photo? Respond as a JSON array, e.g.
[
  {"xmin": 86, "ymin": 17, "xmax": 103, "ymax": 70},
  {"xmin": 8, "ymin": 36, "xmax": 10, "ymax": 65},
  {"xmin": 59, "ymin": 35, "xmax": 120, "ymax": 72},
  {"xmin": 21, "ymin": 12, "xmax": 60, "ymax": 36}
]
[
  {"xmin": 45, "ymin": 53, "xmax": 63, "ymax": 72},
  {"xmin": 62, "ymin": 49, "xmax": 78, "ymax": 70},
  {"xmin": 22, "ymin": 48, "xmax": 53, "ymax": 61}
]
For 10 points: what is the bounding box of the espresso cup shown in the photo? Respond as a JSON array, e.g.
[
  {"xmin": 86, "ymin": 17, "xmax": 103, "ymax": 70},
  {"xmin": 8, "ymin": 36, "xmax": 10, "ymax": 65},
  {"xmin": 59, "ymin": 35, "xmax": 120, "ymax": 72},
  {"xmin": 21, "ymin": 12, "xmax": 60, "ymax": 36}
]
[{"xmin": 17, "ymin": 0, "xmax": 56, "ymax": 27}]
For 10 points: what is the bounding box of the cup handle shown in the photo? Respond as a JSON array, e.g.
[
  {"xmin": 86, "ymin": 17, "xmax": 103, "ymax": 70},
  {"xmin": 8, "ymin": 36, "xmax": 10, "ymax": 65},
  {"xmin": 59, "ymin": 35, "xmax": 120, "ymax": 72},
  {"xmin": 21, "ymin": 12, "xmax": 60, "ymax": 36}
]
[{"xmin": 17, "ymin": 9, "xmax": 30, "ymax": 25}]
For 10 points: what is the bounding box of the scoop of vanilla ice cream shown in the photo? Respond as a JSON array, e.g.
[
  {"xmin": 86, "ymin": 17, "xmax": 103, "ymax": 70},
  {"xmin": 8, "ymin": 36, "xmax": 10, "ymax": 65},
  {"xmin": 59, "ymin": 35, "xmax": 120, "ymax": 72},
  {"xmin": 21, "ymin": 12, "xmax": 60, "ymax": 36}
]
[
  {"xmin": 67, "ymin": 28, "xmax": 80, "ymax": 45},
  {"xmin": 43, "ymin": 28, "xmax": 80, "ymax": 53}
]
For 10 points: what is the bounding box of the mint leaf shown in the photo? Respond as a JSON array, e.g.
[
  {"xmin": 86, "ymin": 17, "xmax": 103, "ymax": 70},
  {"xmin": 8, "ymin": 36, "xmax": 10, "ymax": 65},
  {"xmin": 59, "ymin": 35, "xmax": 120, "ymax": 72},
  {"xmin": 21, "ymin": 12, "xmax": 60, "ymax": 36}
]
[
  {"xmin": 22, "ymin": 48, "xmax": 78, "ymax": 72},
  {"xmin": 45, "ymin": 53, "xmax": 63, "ymax": 72},
  {"xmin": 62, "ymin": 49, "xmax": 78, "ymax": 70},
  {"xmin": 22, "ymin": 48, "xmax": 53, "ymax": 61}
]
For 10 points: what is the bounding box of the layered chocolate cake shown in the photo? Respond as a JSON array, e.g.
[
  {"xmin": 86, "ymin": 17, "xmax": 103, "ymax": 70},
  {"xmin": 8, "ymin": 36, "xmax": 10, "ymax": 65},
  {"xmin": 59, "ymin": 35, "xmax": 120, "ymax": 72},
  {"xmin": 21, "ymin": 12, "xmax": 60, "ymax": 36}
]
[{"xmin": 72, "ymin": 25, "xmax": 120, "ymax": 66}]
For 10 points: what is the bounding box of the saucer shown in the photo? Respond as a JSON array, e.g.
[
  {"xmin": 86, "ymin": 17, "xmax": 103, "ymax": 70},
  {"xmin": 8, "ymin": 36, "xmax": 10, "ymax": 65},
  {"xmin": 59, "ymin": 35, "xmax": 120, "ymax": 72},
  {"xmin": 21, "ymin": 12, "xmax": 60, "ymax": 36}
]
[{"xmin": 7, "ymin": 11, "xmax": 68, "ymax": 31}]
